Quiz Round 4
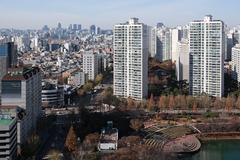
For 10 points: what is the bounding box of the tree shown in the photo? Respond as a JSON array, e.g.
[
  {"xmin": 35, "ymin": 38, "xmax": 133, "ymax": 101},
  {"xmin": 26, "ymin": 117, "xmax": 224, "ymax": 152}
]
[
  {"xmin": 47, "ymin": 149, "xmax": 62, "ymax": 160},
  {"xmin": 168, "ymin": 95, "xmax": 175, "ymax": 110},
  {"xmin": 153, "ymin": 75, "xmax": 160, "ymax": 84},
  {"xmin": 192, "ymin": 103, "xmax": 197, "ymax": 113},
  {"xmin": 130, "ymin": 119, "xmax": 144, "ymax": 132},
  {"xmin": 186, "ymin": 96, "xmax": 194, "ymax": 110},
  {"xmin": 199, "ymin": 95, "xmax": 210, "ymax": 109},
  {"xmin": 65, "ymin": 126, "xmax": 77, "ymax": 152},
  {"xmin": 236, "ymin": 96, "xmax": 240, "ymax": 109},
  {"xmin": 77, "ymin": 89, "xmax": 85, "ymax": 96},
  {"xmin": 83, "ymin": 133, "xmax": 100, "ymax": 146},
  {"xmin": 213, "ymin": 98, "xmax": 222, "ymax": 109},
  {"xmin": 225, "ymin": 95, "xmax": 234, "ymax": 112},
  {"xmin": 147, "ymin": 94, "xmax": 155, "ymax": 111},
  {"xmin": 95, "ymin": 74, "xmax": 103, "ymax": 84},
  {"xmin": 83, "ymin": 133, "xmax": 100, "ymax": 151},
  {"xmin": 127, "ymin": 97, "xmax": 135, "ymax": 109},
  {"xmin": 158, "ymin": 96, "xmax": 166, "ymax": 112},
  {"xmin": 21, "ymin": 133, "xmax": 40, "ymax": 158},
  {"xmin": 83, "ymin": 81, "xmax": 94, "ymax": 93}
]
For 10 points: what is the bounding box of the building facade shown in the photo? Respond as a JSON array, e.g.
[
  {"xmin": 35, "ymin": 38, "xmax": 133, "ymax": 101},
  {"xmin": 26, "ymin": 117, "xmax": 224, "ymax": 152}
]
[
  {"xmin": 113, "ymin": 18, "xmax": 148, "ymax": 100},
  {"xmin": 176, "ymin": 40, "xmax": 189, "ymax": 81},
  {"xmin": 1, "ymin": 66, "xmax": 42, "ymax": 144},
  {"xmin": 83, "ymin": 51, "xmax": 98, "ymax": 81},
  {"xmin": 0, "ymin": 115, "xmax": 17, "ymax": 160},
  {"xmin": 42, "ymin": 81, "xmax": 64, "ymax": 108},
  {"xmin": 189, "ymin": 15, "xmax": 225, "ymax": 97},
  {"xmin": 231, "ymin": 44, "xmax": 240, "ymax": 83},
  {"xmin": 156, "ymin": 27, "xmax": 172, "ymax": 62},
  {"xmin": 0, "ymin": 42, "xmax": 17, "ymax": 95}
]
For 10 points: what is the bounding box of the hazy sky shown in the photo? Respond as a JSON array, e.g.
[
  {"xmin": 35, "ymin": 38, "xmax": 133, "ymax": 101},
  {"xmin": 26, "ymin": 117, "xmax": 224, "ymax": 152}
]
[{"xmin": 0, "ymin": 0, "xmax": 239, "ymax": 29}]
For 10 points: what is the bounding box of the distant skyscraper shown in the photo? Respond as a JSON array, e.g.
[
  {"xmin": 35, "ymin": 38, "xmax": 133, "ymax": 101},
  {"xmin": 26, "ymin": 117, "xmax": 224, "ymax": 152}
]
[
  {"xmin": 0, "ymin": 42, "xmax": 17, "ymax": 94},
  {"xmin": 189, "ymin": 15, "xmax": 225, "ymax": 97},
  {"xmin": 68, "ymin": 24, "xmax": 73, "ymax": 30},
  {"xmin": 97, "ymin": 27, "xmax": 101, "ymax": 35},
  {"xmin": 90, "ymin": 25, "xmax": 96, "ymax": 35},
  {"xmin": 157, "ymin": 22, "xmax": 164, "ymax": 28},
  {"xmin": 57, "ymin": 22, "xmax": 62, "ymax": 29},
  {"xmin": 113, "ymin": 18, "xmax": 148, "ymax": 100},
  {"xmin": 73, "ymin": 24, "xmax": 78, "ymax": 31},
  {"xmin": 83, "ymin": 51, "xmax": 98, "ymax": 80},
  {"xmin": 78, "ymin": 24, "xmax": 82, "ymax": 31},
  {"xmin": 231, "ymin": 44, "xmax": 240, "ymax": 83}
]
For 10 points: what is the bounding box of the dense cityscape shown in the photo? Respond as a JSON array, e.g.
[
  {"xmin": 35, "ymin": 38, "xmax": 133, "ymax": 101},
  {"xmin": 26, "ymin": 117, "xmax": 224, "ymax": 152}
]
[{"xmin": 1, "ymin": 1, "xmax": 240, "ymax": 160}]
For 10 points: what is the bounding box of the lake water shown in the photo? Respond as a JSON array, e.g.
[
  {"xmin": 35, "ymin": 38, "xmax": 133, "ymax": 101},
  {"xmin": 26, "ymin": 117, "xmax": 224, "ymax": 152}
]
[{"xmin": 181, "ymin": 140, "xmax": 240, "ymax": 160}]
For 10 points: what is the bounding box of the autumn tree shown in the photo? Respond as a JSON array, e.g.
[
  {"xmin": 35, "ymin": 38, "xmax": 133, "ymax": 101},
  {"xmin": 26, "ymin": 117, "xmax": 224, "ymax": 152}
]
[
  {"xmin": 65, "ymin": 126, "xmax": 77, "ymax": 152},
  {"xmin": 158, "ymin": 96, "xmax": 166, "ymax": 112},
  {"xmin": 77, "ymin": 88, "xmax": 85, "ymax": 96},
  {"xmin": 213, "ymin": 98, "xmax": 222, "ymax": 109},
  {"xmin": 179, "ymin": 95, "xmax": 186, "ymax": 110},
  {"xmin": 192, "ymin": 103, "xmax": 197, "ymax": 113},
  {"xmin": 199, "ymin": 95, "xmax": 211, "ymax": 109},
  {"xmin": 168, "ymin": 95, "xmax": 175, "ymax": 110},
  {"xmin": 127, "ymin": 97, "xmax": 135, "ymax": 109},
  {"xmin": 186, "ymin": 96, "xmax": 194, "ymax": 110},
  {"xmin": 235, "ymin": 96, "xmax": 240, "ymax": 109},
  {"xmin": 147, "ymin": 94, "xmax": 155, "ymax": 111},
  {"xmin": 225, "ymin": 95, "xmax": 234, "ymax": 112},
  {"xmin": 95, "ymin": 74, "xmax": 103, "ymax": 84},
  {"xmin": 130, "ymin": 119, "xmax": 144, "ymax": 132},
  {"xmin": 83, "ymin": 133, "xmax": 100, "ymax": 151},
  {"xmin": 83, "ymin": 81, "xmax": 94, "ymax": 93}
]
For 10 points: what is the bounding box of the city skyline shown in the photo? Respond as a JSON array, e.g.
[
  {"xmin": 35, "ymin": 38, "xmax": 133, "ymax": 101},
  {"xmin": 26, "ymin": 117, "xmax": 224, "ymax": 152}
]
[{"xmin": 0, "ymin": 0, "xmax": 239, "ymax": 29}]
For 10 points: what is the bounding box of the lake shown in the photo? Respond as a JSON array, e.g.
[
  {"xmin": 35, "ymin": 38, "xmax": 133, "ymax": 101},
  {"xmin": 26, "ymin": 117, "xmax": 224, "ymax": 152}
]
[{"xmin": 181, "ymin": 140, "xmax": 240, "ymax": 160}]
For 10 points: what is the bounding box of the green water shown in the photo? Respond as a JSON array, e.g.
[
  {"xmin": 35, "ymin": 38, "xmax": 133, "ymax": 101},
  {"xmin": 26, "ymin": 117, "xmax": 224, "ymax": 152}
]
[{"xmin": 182, "ymin": 140, "xmax": 240, "ymax": 160}]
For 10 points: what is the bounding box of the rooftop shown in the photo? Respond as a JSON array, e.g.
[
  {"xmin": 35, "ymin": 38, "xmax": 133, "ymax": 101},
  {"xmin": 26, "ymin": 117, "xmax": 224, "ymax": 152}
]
[
  {"xmin": 2, "ymin": 66, "xmax": 40, "ymax": 81},
  {"xmin": 0, "ymin": 115, "xmax": 14, "ymax": 126}
]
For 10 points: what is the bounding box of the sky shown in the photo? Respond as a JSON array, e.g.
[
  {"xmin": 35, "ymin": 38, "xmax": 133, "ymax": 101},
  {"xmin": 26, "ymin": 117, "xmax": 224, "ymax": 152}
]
[{"xmin": 0, "ymin": 0, "xmax": 239, "ymax": 29}]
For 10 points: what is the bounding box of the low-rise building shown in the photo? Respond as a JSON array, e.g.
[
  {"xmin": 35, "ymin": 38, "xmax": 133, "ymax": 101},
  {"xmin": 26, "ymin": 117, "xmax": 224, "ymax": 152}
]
[
  {"xmin": 98, "ymin": 121, "xmax": 118, "ymax": 151},
  {"xmin": 68, "ymin": 71, "xmax": 87, "ymax": 87},
  {"xmin": 42, "ymin": 81, "xmax": 64, "ymax": 108}
]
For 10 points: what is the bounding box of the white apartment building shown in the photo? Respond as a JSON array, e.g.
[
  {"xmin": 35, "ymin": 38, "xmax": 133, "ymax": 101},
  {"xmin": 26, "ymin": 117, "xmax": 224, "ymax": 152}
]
[
  {"xmin": 189, "ymin": 15, "xmax": 225, "ymax": 97},
  {"xmin": 171, "ymin": 28, "xmax": 181, "ymax": 63},
  {"xmin": 113, "ymin": 18, "xmax": 148, "ymax": 100},
  {"xmin": 148, "ymin": 27, "xmax": 157, "ymax": 59},
  {"xmin": 231, "ymin": 44, "xmax": 240, "ymax": 83},
  {"xmin": 156, "ymin": 28, "xmax": 172, "ymax": 61},
  {"xmin": 176, "ymin": 39, "xmax": 189, "ymax": 81},
  {"xmin": 83, "ymin": 51, "xmax": 98, "ymax": 81}
]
